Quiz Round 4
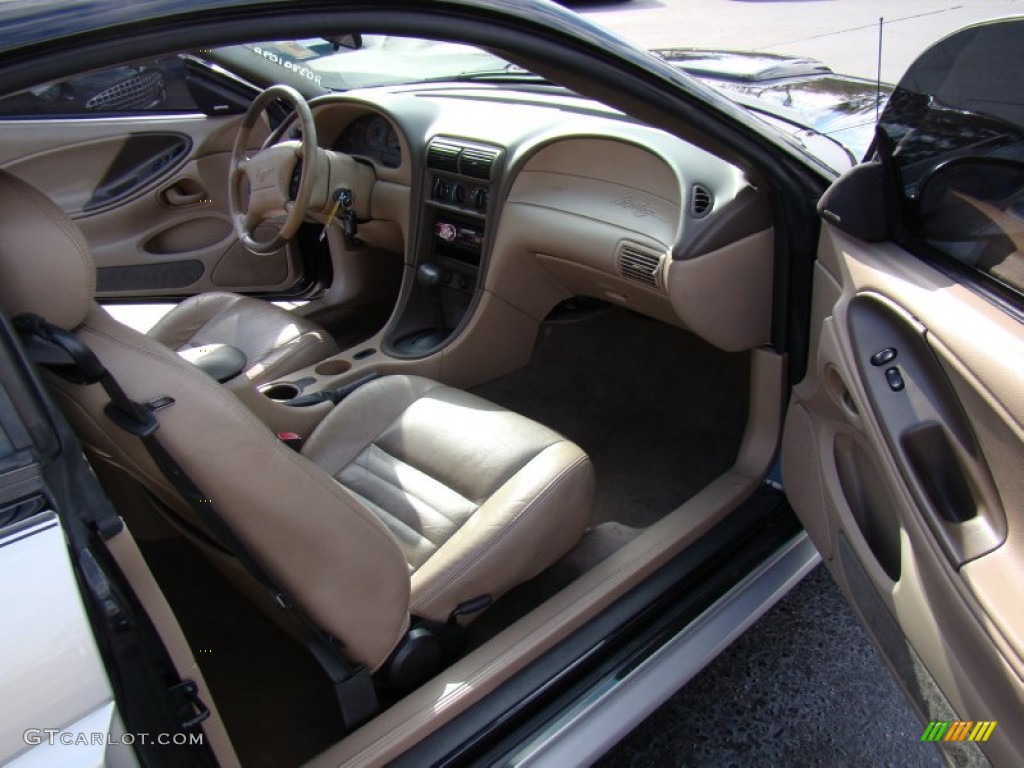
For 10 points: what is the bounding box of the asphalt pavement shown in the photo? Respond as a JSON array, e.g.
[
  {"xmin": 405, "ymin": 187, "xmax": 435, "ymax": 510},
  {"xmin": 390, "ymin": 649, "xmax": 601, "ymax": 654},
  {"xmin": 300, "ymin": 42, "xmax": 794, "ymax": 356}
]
[
  {"xmin": 578, "ymin": 0, "xmax": 1023, "ymax": 83},
  {"xmin": 571, "ymin": 1, "xmax": 1020, "ymax": 765},
  {"xmin": 595, "ymin": 566, "xmax": 946, "ymax": 768}
]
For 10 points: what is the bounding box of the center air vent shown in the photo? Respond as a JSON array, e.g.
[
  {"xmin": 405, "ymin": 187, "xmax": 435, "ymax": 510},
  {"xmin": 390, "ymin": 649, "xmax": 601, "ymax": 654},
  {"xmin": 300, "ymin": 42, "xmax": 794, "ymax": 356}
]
[
  {"xmin": 618, "ymin": 243, "xmax": 665, "ymax": 288},
  {"xmin": 459, "ymin": 147, "xmax": 499, "ymax": 179},
  {"xmin": 427, "ymin": 140, "xmax": 462, "ymax": 173},
  {"xmin": 691, "ymin": 184, "xmax": 713, "ymax": 218},
  {"xmin": 427, "ymin": 139, "xmax": 501, "ymax": 179}
]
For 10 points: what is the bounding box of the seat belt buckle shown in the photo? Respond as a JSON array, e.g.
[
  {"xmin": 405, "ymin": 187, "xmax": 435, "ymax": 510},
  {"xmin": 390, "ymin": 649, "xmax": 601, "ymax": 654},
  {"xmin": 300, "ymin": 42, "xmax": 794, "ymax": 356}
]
[{"xmin": 277, "ymin": 432, "xmax": 304, "ymax": 451}]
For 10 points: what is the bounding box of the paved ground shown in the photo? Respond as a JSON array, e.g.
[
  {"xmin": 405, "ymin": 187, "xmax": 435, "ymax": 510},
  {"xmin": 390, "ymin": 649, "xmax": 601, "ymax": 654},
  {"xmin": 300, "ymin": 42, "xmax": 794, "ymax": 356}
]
[
  {"xmin": 570, "ymin": 5, "xmax": 1019, "ymax": 766},
  {"xmin": 577, "ymin": 0, "xmax": 1023, "ymax": 82},
  {"xmin": 595, "ymin": 566, "xmax": 946, "ymax": 768}
]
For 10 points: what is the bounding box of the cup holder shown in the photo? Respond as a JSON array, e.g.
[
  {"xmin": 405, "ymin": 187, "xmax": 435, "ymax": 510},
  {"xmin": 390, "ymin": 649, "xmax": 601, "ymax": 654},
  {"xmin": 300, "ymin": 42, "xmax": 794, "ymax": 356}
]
[
  {"xmin": 315, "ymin": 359, "xmax": 352, "ymax": 376},
  {"xmin": 260, "ymin": 383, "xmax": 300, "ymax": 402}
]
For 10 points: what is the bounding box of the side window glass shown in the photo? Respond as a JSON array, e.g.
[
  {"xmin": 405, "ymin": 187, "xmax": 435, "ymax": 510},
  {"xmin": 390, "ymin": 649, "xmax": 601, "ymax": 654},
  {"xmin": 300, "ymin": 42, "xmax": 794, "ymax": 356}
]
[
  {"xmin": 876, "ymin": 19, "xmax": 1024, "ymax": 301},
  {"xmin": 917, "ymin": 159, "xmax": 1024, "ymax": 295},
  {"xmin": 0, "ymin": 55, "xmax": 199, "ymax": 116}
]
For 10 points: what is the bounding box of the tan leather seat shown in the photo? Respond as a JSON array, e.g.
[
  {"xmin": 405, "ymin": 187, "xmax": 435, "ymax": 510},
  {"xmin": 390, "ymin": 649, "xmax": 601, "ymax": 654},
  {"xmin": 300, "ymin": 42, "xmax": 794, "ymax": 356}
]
[
  {"xmin": 0, "ymin": 170, "xmax": 594, "ymax": 671},
  {"xmin": 305, "ymin": 375, "xmax": 594, "ymax": 621},
  {"xmin": 147, "ymin": 291, "xmax": 339, "ymax": 386}
]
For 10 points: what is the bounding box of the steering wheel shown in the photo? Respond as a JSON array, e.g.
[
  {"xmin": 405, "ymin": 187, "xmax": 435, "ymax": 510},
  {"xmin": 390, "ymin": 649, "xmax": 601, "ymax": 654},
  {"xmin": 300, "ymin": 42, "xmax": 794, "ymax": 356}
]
[{"xmin": 229, "ymin": 85, "xmax": 318, "ymax": 255}]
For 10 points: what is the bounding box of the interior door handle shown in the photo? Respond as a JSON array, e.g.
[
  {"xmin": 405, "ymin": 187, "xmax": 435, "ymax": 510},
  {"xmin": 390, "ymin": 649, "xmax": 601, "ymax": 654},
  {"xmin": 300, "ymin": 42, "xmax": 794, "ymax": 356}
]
[
  {"xmin": 161, "ymin": 180, "xmax": 207, "ymax": 207},
  {"xmin": 900, "ymin": 423, "xmax": 1005, "ymax": 566},
  {"xmin": 847, "ymin": 294, "xmax": 1008, "ymax": 567}
]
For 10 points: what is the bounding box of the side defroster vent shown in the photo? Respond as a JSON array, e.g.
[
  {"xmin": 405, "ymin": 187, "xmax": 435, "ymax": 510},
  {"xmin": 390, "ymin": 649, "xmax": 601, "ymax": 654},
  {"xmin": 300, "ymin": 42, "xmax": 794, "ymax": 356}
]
[
  {"xmin": 690, "ymin": 184, "xmax": 713, "ymax": 218},
  {"xmin": 618, "ymin": 243, "xmax": 665, "ymax": 289}
]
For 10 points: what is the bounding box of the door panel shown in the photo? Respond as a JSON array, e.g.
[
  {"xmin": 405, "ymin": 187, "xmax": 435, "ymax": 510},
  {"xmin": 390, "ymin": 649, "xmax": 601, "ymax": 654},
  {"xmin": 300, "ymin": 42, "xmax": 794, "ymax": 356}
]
[
  {"xmin": 783, "ymin": 223, "xmax": 1024, "ymax": 765},
  {"xmin": 0, "ymin": 114, "xmax": 302, "ymax": 298}
]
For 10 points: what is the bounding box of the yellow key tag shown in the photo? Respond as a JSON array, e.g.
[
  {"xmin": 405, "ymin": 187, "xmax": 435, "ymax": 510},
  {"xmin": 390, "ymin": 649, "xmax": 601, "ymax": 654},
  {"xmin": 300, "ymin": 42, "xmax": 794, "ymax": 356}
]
[{"xmin": 319, "ymin": 195, "xmax": 343, "ymax": 242}]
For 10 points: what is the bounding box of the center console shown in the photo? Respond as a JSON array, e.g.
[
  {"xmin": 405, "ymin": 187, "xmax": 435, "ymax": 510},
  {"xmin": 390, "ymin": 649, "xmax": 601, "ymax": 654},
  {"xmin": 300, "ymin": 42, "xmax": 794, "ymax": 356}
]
[
  {"xmin": 387, "ymin": 136, "xmax": 503, "ymax": 357},
  {"xmin": 236, "ymin": 136, "xmax": 506, "ymax": 435}
]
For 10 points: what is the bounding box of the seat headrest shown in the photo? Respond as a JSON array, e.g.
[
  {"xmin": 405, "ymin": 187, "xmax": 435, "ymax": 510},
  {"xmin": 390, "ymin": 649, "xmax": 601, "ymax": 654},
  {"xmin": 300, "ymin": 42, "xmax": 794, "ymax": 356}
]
[{"xmin": 0, "ymin": 170, "xmax": 96, "ymax": 330}]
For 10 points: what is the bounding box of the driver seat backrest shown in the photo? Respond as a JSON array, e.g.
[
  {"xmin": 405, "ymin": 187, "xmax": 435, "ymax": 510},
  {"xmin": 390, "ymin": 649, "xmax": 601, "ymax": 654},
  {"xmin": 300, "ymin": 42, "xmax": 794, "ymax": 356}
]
[{"xmin": 0, "ymin": 170, "xmax": 411, "ymax": 669}]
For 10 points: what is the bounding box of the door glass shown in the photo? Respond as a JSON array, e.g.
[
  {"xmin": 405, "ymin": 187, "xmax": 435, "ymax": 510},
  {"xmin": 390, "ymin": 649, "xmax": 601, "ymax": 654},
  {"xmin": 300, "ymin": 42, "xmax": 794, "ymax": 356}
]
[
  {"xmin": 0, "ymin": 56, "xmax": 198, "ymax": 116},
  {"xmin": 877, "ymin": 18, "xmax": 1024, "ymax": 296}
]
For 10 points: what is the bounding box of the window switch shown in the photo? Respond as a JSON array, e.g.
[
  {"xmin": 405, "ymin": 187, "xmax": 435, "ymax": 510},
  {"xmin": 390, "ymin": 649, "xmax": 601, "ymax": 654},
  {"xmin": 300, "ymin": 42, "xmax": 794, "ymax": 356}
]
[{"xmin": 885, "ymin": 367, "xmax": 905, "ymax": 392}]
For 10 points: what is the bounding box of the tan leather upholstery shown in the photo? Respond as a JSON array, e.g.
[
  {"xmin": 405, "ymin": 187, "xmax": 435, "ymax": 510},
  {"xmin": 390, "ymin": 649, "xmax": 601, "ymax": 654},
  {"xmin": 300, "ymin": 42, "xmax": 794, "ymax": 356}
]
[
  {"xmin": 44, "ymin": 303, "xmax": 414, "ymax": 670},
  {"xmin": 304, "ymin": 375, "xmax": 595, "ymax": 621},
  {"xmin": 147, "ymin": 291, "xmax": 339, "ymax": 386},
  {"xmin": 0, "ymin": 166, "xmax": 331, "ymax": 385},
  {"xmin": 0, "ymin": 170, "xmax": 594, "ymax": 672},
  {"xmin": 0, "ymin": 171, "xmax": 95, "ymax": 329}
]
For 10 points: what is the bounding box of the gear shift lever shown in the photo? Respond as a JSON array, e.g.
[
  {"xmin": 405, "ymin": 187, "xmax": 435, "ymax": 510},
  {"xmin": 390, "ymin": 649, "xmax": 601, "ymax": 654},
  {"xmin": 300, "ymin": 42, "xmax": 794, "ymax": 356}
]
[{"xmin": 417, "ymin": 262, "xmax": 446, "ymax": 333}]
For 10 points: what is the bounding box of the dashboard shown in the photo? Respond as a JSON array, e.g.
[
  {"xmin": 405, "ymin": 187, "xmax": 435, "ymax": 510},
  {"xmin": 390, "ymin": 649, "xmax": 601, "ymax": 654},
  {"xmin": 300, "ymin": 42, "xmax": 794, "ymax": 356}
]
[{"xmin": 306, "ymin": 84, "xmax": 775, "ymax": 355}]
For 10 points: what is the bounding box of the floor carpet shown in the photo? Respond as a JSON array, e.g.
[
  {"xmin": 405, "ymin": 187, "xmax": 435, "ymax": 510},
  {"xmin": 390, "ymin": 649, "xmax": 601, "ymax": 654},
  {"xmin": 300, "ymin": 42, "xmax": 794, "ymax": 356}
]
[{"xmin": 472, "ymin": 304, "xmax": 750, "ymax": 528}]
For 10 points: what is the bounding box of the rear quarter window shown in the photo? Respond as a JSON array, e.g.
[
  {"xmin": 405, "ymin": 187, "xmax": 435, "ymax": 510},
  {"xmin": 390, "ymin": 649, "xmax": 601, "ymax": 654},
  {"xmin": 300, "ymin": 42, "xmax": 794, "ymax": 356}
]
[{"xmin": 0, "ymin": 56, "xmax": 198, "ymax": 116}]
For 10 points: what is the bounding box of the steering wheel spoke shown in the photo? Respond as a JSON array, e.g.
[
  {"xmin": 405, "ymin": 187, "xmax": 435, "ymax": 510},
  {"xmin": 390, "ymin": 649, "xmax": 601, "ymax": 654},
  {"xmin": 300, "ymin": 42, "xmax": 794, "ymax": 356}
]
[
  {"xmin": 242, "ymin": 208, "xmax": 263, "ymax": 233},
  {"xmin": 228, "ymin": 85, "xmax": 318, "ymax": 255}
]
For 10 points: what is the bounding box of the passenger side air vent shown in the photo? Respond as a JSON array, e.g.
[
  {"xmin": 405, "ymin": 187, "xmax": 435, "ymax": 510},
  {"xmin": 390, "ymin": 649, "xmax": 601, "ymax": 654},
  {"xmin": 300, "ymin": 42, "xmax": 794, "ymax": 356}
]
[
  {"xmin": 690, "ymin": 184, "xmax": 713, "ymax": 218},
  {"xmin": 426, "ymin": 140, "xmax": 462, "ymax": 173},
  {"xmin": 618, "ymin": 243, "xmax": 665, "ymax": 289},
  {"xmin": 459, "ymin": 147, "xmax": 500, "ymax": 180}
]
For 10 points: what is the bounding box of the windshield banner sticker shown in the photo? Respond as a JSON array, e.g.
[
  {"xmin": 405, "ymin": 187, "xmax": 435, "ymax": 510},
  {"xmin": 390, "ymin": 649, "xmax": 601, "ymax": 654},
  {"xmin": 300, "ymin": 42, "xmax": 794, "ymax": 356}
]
[{"xmin": 251, "ymin": 45, "xmax": 323, "ymax": 86}]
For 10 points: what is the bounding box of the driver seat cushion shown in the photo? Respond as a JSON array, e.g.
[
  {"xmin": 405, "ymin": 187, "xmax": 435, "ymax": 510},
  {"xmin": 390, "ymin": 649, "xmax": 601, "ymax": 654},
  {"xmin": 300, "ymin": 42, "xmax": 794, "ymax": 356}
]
[
  {"xmin": 302, "ymin": 375, "xmax": 595, "ymax": 622},
  {"xmin": 147, "ymin": 291, "xmax": 339, "ymax": 386}
]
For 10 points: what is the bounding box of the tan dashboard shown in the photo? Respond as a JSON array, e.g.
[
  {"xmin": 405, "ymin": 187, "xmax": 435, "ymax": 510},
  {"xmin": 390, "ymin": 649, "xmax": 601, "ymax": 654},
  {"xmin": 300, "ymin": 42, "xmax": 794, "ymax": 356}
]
[{"xmin": 310, "ymin": 89, "xmax": 776, "ymax": 354}]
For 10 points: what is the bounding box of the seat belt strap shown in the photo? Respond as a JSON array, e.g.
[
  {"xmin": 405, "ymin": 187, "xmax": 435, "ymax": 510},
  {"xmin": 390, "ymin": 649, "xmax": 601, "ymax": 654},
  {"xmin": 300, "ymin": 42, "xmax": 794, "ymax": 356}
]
[{"xmin": 14, "ymin": 313, "xmax": 378, "ymax": 731}]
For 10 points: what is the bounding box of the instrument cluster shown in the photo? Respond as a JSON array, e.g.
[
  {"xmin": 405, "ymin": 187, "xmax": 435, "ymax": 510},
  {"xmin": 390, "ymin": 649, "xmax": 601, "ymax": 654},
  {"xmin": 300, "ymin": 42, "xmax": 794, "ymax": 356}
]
[{"xmin": 334, "ymin": 113, "xmax": 402, "ymax": 168}]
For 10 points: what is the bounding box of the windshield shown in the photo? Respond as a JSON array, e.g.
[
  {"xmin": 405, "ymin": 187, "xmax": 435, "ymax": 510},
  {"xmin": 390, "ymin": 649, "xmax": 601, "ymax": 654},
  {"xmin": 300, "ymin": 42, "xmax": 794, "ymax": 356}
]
[
  {"xmin": 243, "ymin": 36, "xmax": 525, "ymax": 90},
  {"xmin": 234, "ymin": 35, "xmax": 860, "ymax": 171}
]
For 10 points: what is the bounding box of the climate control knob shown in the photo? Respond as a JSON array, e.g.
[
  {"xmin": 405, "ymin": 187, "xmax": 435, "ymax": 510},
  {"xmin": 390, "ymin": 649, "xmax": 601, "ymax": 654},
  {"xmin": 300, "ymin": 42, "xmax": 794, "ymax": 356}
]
[
  {"xmin": 471, "ymin": 187, "xmax": 488, "ymax": 211},
  {"xmin": 451, "ymin": 183, "xmax": 466, "ymax": 205},
  {"xmin": 432, "ymin": 176, "xmax": 449, "ymax": 200}
]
